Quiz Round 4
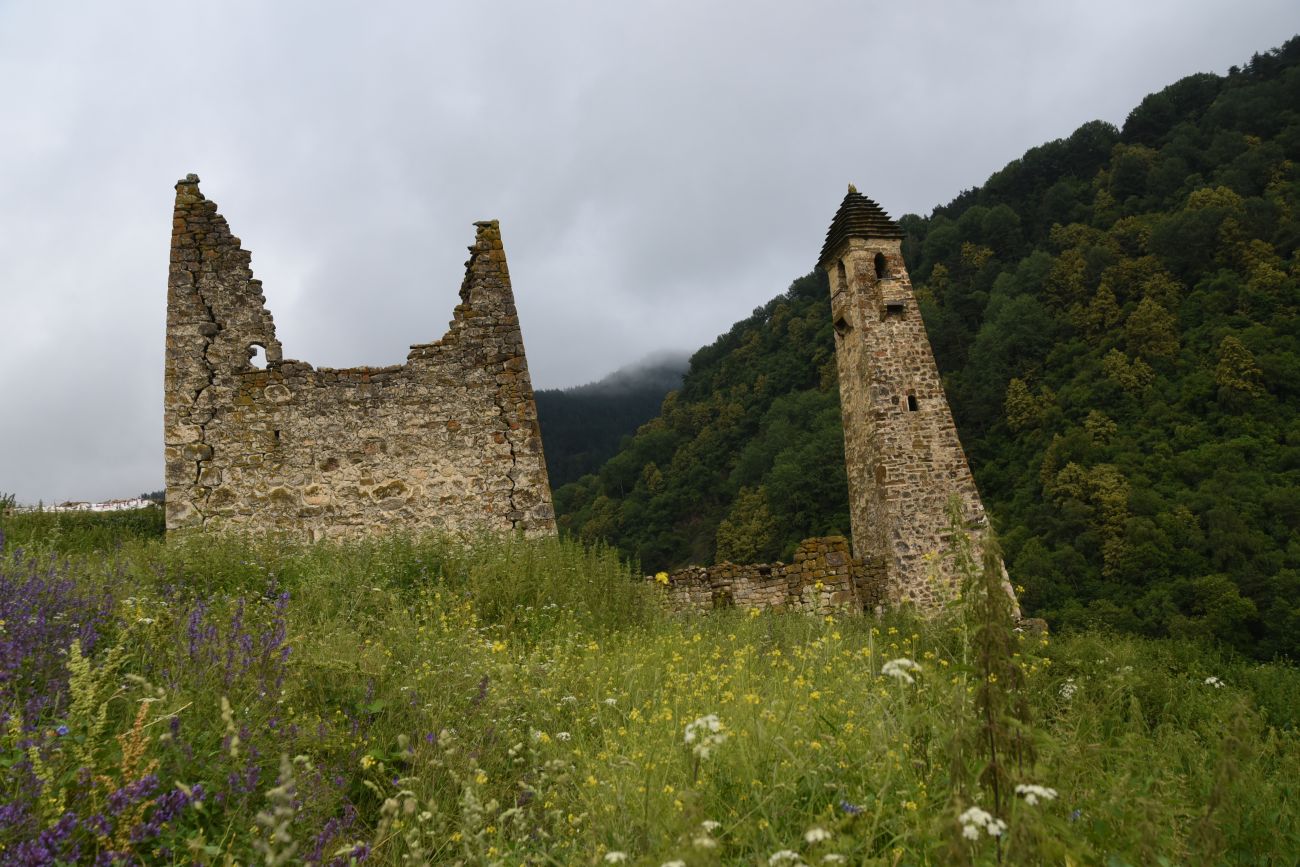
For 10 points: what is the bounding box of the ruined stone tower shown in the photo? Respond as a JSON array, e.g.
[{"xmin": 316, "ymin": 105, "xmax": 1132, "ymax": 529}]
[
  {"xmin": 819, "ymin": 187, "xmax": 993, "ymax": 609},
  {"xmin": 164, "ymin": 175, "xmax": 555, "ymax": 538}
]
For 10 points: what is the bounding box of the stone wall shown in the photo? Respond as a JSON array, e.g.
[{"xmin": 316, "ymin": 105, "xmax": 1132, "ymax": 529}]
[
  {"xmin": 819, "ymin": 190, "xmax": 1004, "ymax": 611},
  {"xmin": 163, "ymin": 175, "xmax": 555, "ymax": 539},
  {"xmin": 650, "ymin": 536, "xmax": 886, "ymax": 615}
]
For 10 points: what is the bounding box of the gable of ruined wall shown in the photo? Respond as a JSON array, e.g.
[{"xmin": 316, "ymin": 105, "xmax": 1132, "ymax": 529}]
[{"xmin": 164, "ymin": 176, "xmax": 554, "ymax": 539}]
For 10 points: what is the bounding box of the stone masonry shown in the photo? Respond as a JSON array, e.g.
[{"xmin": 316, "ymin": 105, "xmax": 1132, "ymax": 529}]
[
  {"xmin": 163, "ymin": 175, "xmax": 555, "ymax": 539},
  {"xmin": 650, "ymin": 537, "xmax": 886, "ymax": 616},
  {"xmin": 819, "ymin": 187, "xmax": 1008, "ymax": 610}
]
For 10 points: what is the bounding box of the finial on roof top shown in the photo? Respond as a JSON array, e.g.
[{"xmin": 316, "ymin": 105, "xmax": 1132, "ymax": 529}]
[{"xmin": 847, "ymin": 182, "xmax": 858, "ymax": 194}]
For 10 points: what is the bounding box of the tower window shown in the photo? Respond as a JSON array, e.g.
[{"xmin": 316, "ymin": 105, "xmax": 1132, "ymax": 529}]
[
  {"xmin": 833, "ymin": 316, "xmax": 851, "ymax": 337},
  {"xmin": 874, "ymin": 253, "xmax": 887, "ymax": 279},
  {"xmin": 907, "ymin": 393, "xmax": 919, "ymax": 412},
  {"xmin": 836, "ymin": 260, "xmax": 847, "ymax": 294},
  {"xmin": 884, "ymin": 302, "xmax": 905, "ymax": 318},
  {"xmin": 248, "ymin": 343, "xmax": 267, "ymax": 369}
]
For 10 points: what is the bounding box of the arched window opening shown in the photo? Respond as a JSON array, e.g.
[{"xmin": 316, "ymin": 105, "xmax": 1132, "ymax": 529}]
[
  {"xmin": 907, "ymin": 392, "xmax": 919, "ymax": 412},
  {"xmin": 874, "ymin": 253, "xmax": 887, "ymax": 279},
  {"xmin": 836, "ymin": 260, "xmax": 848, "ymax": 293},
  {"xmin": 248, "ymin": 343, "xmax": 267, "ymax": 369}
]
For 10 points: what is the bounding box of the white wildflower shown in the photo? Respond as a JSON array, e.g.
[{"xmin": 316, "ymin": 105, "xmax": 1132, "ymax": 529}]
[
  {"xmin": 959, "ymin": 806, "xmax": 1007, "ymax": 839},
  {"xmin": 1015, "ymin": 783, "xmax": 1058, "ymax": 806},
  {"xmin": 822, "ymin": 856, "xmax": 847, "ymax": 864},
  {"xmin": 699, "ymin": 820, "xmax": 722, "ymax": 833},
  {"xmin": 769, "ymin": 851, "xmax": 804, "ymax": 865},
  {"xmin": 684, "ymin": 714, "xmax": 727, "ymax": 759},
  {"xmin": 604, "ymin": 852, "xmax": 628, "ymax": 863},
  {"xmin": 604, "ymin": 697, "xmax": 618, "ymax": 706},
  {"xmin": 561, "ymin": 695, "xmax": 578, "ymax": 704},
  {"xmin": 881, "ymin": 657, "xmax": 922, "ymax": 684},
  {"xmin": 804, "ymin": 826, "xmax": 832, "ymax": 844},
  {"xmin": 556, "ymin": 731, "xmax": 572, "ymax": 741},
  {"xmin": 662, "ymin": 862, "xmax": 686, "ymax": 867},
  {"xmin": 1205, "ymin": 676, "xmax": 1225, "ymax": 688},
  {"xmin": 1059, "ymin": 678, "xmax": 1077, "ymax": 700},
  {"xmin": 693, "ymin": 835, "xmax": 718, "ymax": 849}
]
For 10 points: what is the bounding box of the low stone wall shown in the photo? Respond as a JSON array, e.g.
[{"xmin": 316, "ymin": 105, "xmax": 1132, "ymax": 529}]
[{"xmin": 650, "ymin": 536, "xmax": 886, "ymax": 615}]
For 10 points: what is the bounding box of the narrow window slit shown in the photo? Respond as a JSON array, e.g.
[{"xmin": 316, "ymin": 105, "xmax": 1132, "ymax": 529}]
[{"xmin": 907, "ymin": 394, "xmax": 919, "ymax": 412}]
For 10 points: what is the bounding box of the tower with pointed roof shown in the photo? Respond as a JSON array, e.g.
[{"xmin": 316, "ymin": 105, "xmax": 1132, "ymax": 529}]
[{"xmin": 818, "ymin": 187, "xmax": 997, "ymax": 609}]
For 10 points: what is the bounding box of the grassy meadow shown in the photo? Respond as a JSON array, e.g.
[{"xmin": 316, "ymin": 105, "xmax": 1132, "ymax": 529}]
[{"xmin": 1, "ymin": 508, "xmax": 1298, "ymax": 865}]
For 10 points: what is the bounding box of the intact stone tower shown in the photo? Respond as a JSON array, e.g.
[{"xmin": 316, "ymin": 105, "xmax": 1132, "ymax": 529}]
[
  {"xmin": 164, "ymin": 175, "xmax": 555, "ymax": 538},
  {"xmin": 819, "ymin": 187, "xmax": 994, "ymax": 609}
]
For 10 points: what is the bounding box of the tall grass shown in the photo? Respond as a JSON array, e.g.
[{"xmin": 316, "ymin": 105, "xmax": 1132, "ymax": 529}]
[{"xmin": 0, "ymin": 511, "xmax": 1297, "ymax": 864}]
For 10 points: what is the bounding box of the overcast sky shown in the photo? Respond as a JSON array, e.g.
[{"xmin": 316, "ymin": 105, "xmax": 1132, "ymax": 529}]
[{"xmin": 2, "ymin": 1, "xmax": 1296, "ymax": 505}]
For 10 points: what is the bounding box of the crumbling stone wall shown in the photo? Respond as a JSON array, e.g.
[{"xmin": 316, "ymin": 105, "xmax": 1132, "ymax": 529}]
[
  {"xmin": 819, "ymin": 189, "xmax": 1006, "ymax": 610},
  {"xmin": 650, "ymin": 537, "xmax": 886, "ymax": 615},
  {"xmin": 164, "ymin": 175, "xmax": 555, "ymax": 539}
]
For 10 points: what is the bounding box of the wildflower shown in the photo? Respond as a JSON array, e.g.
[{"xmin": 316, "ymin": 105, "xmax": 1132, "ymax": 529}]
[
  {"xmin": 55, "ymin": 725, "xmax": 69, "ymax": 736},
  {"xmin": 804, "ymin": 826, "xmax": 832, "ymax": 844},
  {"xmin": 1205, "ymin": 676, "xmax": 1225, "ymax": 688},
  {"xmin": 699, "ymin": 820, "xmax": 721, "ymax": 833},
  {"xmin": 556, "ymin": 731, "xmax": 572, "ymax": 741},
  {"xmin": 958, "ymin": 806, "xmax": 1007, "ymax": 839},
  {"xmin": 684, "ymin": 714, "xmax": 727, "ymax": 759},
  {"xmin": 1015, "ymin": 784, "xmax": 1058, "ymax": 806},
  {"xmin": 359, "ymin": 755, "xmax": 376, "ymax": 770},
  {"xmin": 822, "ymin": 857, "xmax": 847, "ymax": 864},
  {"xmin": 655, "ymin": 571, "xmax": 670, "ymax": 585},
  {"xmin": 769, "ymin": 851, "xmax": 803, "ymax": 865},
  {"xmin": 881, "ymin": 658, "xmax": 922, "ymax": 685},
  {"xmin": 662, "ymin": 862, "xmax": 687, "ymax": 867},
  {"xmin": 693, "ymin": 835, "xmax": 717, "ymax": 849},
  {"xmin": 604, "ymin": 852, "xmax": 629, "ymax": 863},
  {"xmin": 604, "ymin": 697, "xmax": 618, "ymax": 706},
  {"xmin": 1059, "ymin": 678, "xmax": 1078, "ymax": 700},
  {"xmin": 839, "ymin": 800, "xmax": 863, "ymax": 815}
]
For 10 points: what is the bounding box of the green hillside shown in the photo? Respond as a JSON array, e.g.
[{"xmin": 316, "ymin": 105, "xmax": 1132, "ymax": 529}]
[
  {"xmin": 535, "ymin": 353, "xmax": 688, "ymax": 489},
  {"xmin": 553, "ymin": 37, "xmax": 1300, "ymax": 659}
]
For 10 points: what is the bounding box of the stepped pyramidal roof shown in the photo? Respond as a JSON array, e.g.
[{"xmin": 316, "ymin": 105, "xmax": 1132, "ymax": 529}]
[{"xmin": 819, "ymin": 186, "xmax": 904, "ymax": 263}]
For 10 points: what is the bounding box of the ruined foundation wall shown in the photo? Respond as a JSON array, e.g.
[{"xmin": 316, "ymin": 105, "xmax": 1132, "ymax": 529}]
[
  {"xmin": 164, "ymin": 175, "xmax": 555, "ymax": 539},
  {"xmin": 650, "ymin": 537, "xmax": 886, "ymax": 615}
]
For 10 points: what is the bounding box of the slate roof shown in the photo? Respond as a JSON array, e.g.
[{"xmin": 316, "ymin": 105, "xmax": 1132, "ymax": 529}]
[{"xmin": 819, "ymin": 187, "xmax": 904, "ymax": 263}]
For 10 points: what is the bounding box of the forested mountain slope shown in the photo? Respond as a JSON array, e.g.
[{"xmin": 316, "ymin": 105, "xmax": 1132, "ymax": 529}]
[
  {"xmin": 553, "ymin": 37, "xmax": 1300, "ymax": 658},
  {"xmin": 535, "ymin": 353, "xmax": 688, "ymax": 488}
]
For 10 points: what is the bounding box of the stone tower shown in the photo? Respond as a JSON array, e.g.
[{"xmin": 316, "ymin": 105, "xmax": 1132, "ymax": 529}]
[
  {"xmin": 818, "ymin": 187, "xmax": 995, "ymax": 609},
  {"xmin": 164, "ymin": 175, "xmax": 555, "ymax": 538}
]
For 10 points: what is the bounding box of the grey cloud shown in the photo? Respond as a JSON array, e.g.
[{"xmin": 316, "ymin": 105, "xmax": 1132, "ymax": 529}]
[{"xmin": 2, "ymin": 0, "xmax": 1297, "ymax": 503}]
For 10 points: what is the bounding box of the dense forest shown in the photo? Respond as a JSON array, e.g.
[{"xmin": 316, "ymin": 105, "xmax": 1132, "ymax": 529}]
[
  {"xmin": 534, "ymin": 353, "xmax": 687, "ymax": 488},
  {"xmin": 551, "ymin": 37, "xmax": 1300, "ymax": 659}
]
